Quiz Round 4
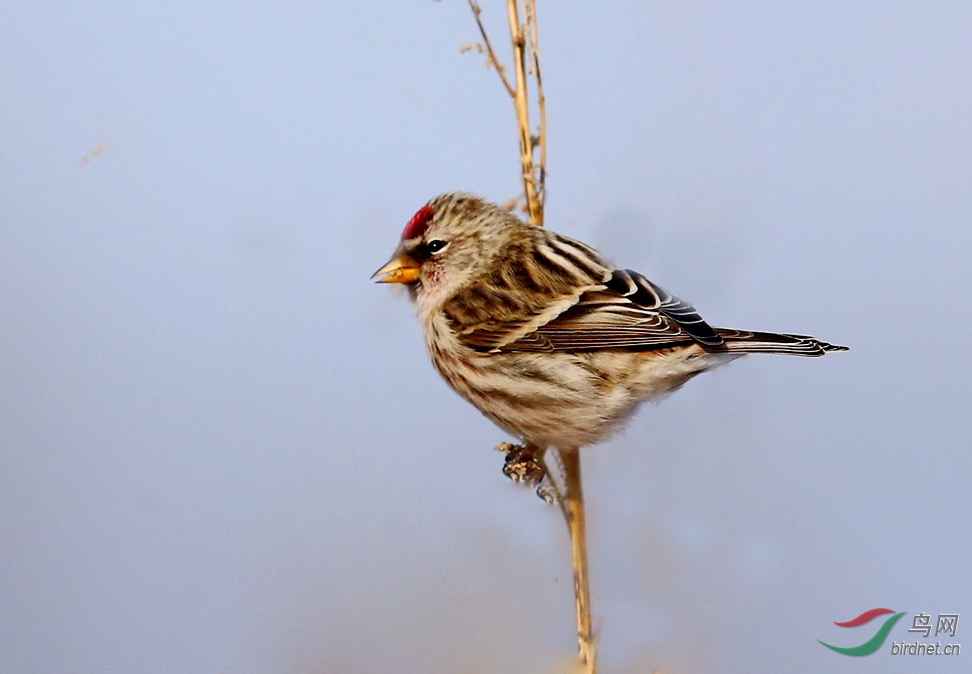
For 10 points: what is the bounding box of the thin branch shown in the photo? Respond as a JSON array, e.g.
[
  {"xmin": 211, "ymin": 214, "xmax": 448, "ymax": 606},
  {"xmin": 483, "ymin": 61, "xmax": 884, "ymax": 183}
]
[
  {"xmin": 460, "ymin": 3, "xmax": 589, "ymax": 670},
  {"xmin": 557, "ymin": 447, "xmax": 597, "ymax": 673},
  {"xmin": 525, "ymin": 0, "xmax": 546, "ymax": 208},
  {"xmin": 506, "ymin": 0, "xmax": 542, "ymax": 226},
  {"xmin": 466, "ymin": 0, "xmax": 515, "ymax": 98},
  {"xmin": 464, "ymin": 0, "xmax": 546, "ymax": 226}
]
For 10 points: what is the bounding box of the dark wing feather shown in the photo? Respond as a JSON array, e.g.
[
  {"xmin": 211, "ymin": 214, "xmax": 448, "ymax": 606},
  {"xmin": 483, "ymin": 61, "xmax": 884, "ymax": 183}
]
[
  {"xmin": 602, "ymin": 269, "xmax": 724, "ymax": 347},
  {"xmin": 444, "ymin": 230, "xmax": 614, "ymax": 351},
  {"xmin": 452, "ymin": 249, "xmax": 725, "ymax": 353},
  {"xmin": 500, "ymin": 268, "xmax": 723, "ymax": 352},
  {"xmin": 443, "ymin": 228, "xmax": 846, "ymax": 357}
]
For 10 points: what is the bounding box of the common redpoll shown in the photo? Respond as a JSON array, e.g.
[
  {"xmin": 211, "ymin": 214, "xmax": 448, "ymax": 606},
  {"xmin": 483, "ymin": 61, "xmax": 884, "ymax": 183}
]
[{"xmin": 374, "ymin": 193, "xmax": 846, "ymax": 454}]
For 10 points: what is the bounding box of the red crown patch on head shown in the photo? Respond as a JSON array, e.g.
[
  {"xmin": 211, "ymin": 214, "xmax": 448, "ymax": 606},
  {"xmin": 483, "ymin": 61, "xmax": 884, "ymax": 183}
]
[{"xmin": 401, "ymin": 205, "xmax": 433, "ymax": 241}]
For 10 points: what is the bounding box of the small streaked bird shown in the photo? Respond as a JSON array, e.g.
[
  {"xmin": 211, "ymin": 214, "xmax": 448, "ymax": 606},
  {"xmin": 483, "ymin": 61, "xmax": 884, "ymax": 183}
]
[{"xmin": 374, "ymin": 193, "xmax": 846, "ymax": 458}]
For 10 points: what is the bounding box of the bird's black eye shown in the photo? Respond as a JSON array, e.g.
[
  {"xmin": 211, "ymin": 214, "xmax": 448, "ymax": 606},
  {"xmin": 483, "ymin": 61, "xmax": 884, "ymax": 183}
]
[{"xmin": 426, "ymin": 239, "xmax": 447, "ymax": 254}]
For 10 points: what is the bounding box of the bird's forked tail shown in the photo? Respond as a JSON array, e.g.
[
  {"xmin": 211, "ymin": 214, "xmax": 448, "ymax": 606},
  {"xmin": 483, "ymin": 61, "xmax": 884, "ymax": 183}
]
[{"xmin": 714, "ymin": 329, "xmax": 848, "ymax": 357}]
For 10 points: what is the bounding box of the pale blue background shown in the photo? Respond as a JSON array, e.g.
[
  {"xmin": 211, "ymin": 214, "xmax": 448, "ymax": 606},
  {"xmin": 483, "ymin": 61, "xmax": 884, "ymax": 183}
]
[{"xmin": 1, "ymin": 2, "xmax": 969, "ymax": 673}]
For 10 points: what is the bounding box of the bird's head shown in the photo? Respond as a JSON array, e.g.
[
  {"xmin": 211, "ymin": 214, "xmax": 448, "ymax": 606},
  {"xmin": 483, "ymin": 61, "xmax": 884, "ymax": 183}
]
[{"xmin": 373, "ymin": 192, "xmax": 523, "ymax": 307}]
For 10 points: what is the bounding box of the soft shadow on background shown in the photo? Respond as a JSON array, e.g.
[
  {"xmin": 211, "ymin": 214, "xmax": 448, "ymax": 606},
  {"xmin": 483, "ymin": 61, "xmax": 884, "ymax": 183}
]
[{"xmin": 1, "ymin": 2, "xmax": 969, "ymax": 673}]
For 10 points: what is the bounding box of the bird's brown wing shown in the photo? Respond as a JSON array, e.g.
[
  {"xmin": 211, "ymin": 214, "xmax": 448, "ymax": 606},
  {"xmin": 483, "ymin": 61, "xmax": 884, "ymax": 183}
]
[{"xmin": 453, "ymin": 265, "xmax": 725, "ymax": 353}]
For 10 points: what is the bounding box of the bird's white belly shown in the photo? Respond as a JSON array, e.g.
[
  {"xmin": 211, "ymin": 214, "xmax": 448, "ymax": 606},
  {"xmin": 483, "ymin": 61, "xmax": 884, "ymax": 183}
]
[{"xmin": 428, "ymin": 331, "xmax": 737, "ymax": 449}]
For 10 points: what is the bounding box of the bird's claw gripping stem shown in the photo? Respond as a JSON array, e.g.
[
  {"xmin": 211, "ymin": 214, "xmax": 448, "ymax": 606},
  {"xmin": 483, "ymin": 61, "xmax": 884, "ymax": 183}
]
[{"xmin": 495, "ymin": 442, "xmax": 558, "ymax": 503}]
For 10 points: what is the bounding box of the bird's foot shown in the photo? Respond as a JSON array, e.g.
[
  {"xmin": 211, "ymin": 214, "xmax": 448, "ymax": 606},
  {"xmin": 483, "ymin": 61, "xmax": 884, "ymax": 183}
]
[
  {"xmin": 535, "ymin": 480, "xmax": 560, "ymax": 505},
  {"xmin": 495, "ymin": 442, "xmax": 556, "ymax": 503},
  {"xmin": 496, "ymin": 442, "xmax": 546, "ymax": 485}
]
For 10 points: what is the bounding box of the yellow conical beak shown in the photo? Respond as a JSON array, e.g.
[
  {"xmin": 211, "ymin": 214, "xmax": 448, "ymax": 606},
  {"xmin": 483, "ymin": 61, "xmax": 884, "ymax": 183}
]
[{"xmin": 372, "ymin": 253, "xmax": 421, "ymax": 284}]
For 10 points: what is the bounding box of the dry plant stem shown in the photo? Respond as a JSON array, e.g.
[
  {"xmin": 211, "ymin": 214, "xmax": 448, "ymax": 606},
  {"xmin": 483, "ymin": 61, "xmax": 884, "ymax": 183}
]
[
  {"xmin": 556, "ymin": 447, "xmax": 597, "ymax": 673},
  {"xmin": 466, "ymin": 0, "xmax": 515, "ymax": 97},
  {"xmin": 465, "ymin": 0, "xmax": 546, "ymax": 225},
  {"xmin": 524, "ymin": 0, "xmax": 546, "ymax": 205},
  {"xmin": 505, "ymin": 0, "xmax": 543, "ymax": 226},
  {"xmin": 463, "ymin": 0, "xmax": 582, "ymax": 666}
]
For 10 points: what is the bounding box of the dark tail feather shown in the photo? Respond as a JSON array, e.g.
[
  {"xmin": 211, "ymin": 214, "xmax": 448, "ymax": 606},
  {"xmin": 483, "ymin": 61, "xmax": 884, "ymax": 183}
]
[{"xmin": 715, "ymin": 329, "xmax": 849, "ymax": 357}]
